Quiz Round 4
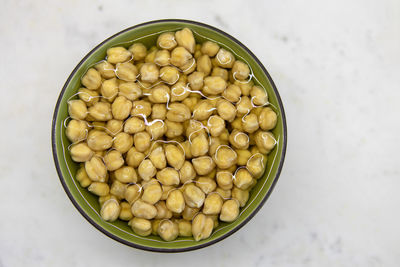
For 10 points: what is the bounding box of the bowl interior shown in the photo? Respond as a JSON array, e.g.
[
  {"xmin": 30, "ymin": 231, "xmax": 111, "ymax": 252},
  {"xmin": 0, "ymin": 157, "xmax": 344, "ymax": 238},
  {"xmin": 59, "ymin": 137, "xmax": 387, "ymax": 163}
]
[{"xmin": 52, "ymin": 20, "xmax": 286, "ymax": 252}]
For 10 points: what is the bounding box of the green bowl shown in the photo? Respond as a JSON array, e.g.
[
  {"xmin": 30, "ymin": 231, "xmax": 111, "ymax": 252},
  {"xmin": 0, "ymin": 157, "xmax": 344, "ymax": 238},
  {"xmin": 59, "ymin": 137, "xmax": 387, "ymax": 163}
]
[{"xmin": 52, "ymin": 19, "xmax": 287, "ymax": 252}]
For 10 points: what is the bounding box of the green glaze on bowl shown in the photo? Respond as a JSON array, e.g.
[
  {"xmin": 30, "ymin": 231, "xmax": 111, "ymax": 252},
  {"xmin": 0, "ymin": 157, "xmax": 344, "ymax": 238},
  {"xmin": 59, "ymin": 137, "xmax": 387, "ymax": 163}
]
[{"xmin": 52, "ymin": 19, "xmax": 287, "ymax": 252}]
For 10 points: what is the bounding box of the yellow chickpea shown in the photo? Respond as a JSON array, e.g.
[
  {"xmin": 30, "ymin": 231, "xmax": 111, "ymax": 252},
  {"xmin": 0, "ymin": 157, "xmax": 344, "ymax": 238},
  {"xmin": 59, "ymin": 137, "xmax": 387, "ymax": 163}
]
[
  {"xmin": 187, "ymin": 71, "xmax": 204, "ymax": 91},
  {"xmin": 181, "ymin": 206, "xmax": 199, "ymax": 221},
  {"xmin": 166, "ymin": 103, "xmax": 191, "ymax": 122},
  {"xmin": 124, "ymin": 117, "xmax": 145, "ymax": 134},
  {"xmin": 107, "ymin": 47, "xmax": 131, "ymax": 64},
  {"xmin": 246, "ymin": 153, "xmax": 267, "ymax": 179},
  {"xmin": 138, "ymin": 159, "xmax": 157, "ymax": 181},
  {"xmin": 216, "ymin": 171, "xmax": 233, "ymax": 190},
  {"xmin": 177, "ymin": 220, "xmax": 192, "ymax": 237},
  {"xmin": 119, "ymin": 201, "xmax": 133, "ymax": 221},
  {"xmin": 95, "ymin": 60, "xmax": 115, "ymax": 79},
  {"xmin": 154, "ymin": 50, "xmax": 170, "ymax": 66},
  {"xmin": 75, "ymin": 166, "xmax": 92, "ymax": 188},
  {"xmin": 118, "ymin": 82, "xmax": 142, "ymax": 101},
  {"xmin": 236, "ymin": 149, "xmax": 252, "ymax": 166},
  {"xmin": 154, "ymin": 201, "xmax": 173, "ymax": 219},
  {"xmin": 150, "ymin": 104, "xmax": 166, "ymax": 120},
  {"xmin": 148, "ymin": 85, "xmax": 170, "ymax": 104},
  {"xmin": 235, "ymin": 80, "xmax": 253, "ymax": 96},
  {"xmin": 250, "ymin": 86, "xmax": 268, "ymax": 106},
  {"xmin": 192, "ymin": 156, "xmax": 215, "ymax": 176},
  {"xmin": 131, "ymin": 100, "xmax": 152, "ymax": 118},
  {"xmin": 105, "ymin": 119, "xmax": 123, "ymax": 137},
  {"xmin": 203, "ymin": 193, "xmax": 223, "ymax": 215},
  {"xmin": 216, "ymin": 187, "xmax": 231, "ymax": 199},
  {"xmin": 139, "ymin": 63, "xmax": 159, "ymax": 84},
  {"xmin": 183, "ymin": 183, "xmax": 205, "ymax": 208},
  {"xmin": 222, "ymin": 84, "xmax": 241, "ymax": 103},
  {"xmin": 211, "ymin": 67, "xmax": 229, "ymax": 81},
  {"xmin": 112, "ymin": 132, "xmax": 132, "ymax": 153},
  {"xmin": 169, "ymin": 81, "xmax": 189, "ymax": 102},
  {"xmin": 192, "ymin": 213, "xmax": 214, "ymax": 241},
  {"xmin": 181, "ymin": 96, "xmax": 199, "ymax": 113},
  {"xmin": 110, "ymin": 96, "xmax": 132, "ymax": 120},
  {"xmin": 192, "ymin": 100, "xmax": 215, "ymax": 121},
  {"xmin": 86, "ymin": 129, "xmax": 112, "ymax": 151},
  {"xmin": 203, "ymin": 76, "xmax": 227, "ymax": 95},
  {"xmin": 133, "ymin": 131, "xmax": 151, "ymax": 152},
  {"xmin": 66, "ymin": 119, "xmax": 88, "ymax": 143},
  {"xmin": 254, "ymin": 130, "xmax": 276, "ymax": 154},
  {"xmin": 81, "ymin": 68, "xmax": 102, "ymax": 90},
  {"xmin": 147, "ymin": 145, "xmax": 166, "ymax": 169},
  {"xmin": 88, "ymin": 102, "xmax": 112, "ymax": 121},
  {"xmin": 213, "ymin": 145, "xmax": 237, "ymax": 169},
  {"xmin": 125, "ymin": 184, "xmax": 141, "ymax": 204},
  {"xmin": 190, "ymin": 133, "xmax": 209, "ymax": 157},
  {"xmin": 175, "ymin": 28, "xmax": 196, "ymax": 53},
  {"xmin": 258, "ymin": 107, "xmax": 277, "ymax": 131},
  {"xmin": 131, "ymin": 199, "xmax": 157, "ymax": 219},
  {"xmin": 129, "ymin": 43, "xmax": 147, "ymax": 61},
  {"xmin": 160, "ymin": 66, "xmax": 180, "ymax": 85},
  {"xmin": 84, "ymin": 155, "xmax": 107, "ymax": 182},
  {"xmin": 115, "ymin": 62, "xmax": 138, "ymax": 82},
  {"xmin": 129, "ymin": 217, "xmax": 152, "ymax": 236},
  {"xmin": 232, "ymin": 60, "xmax": 250, "ymax": 80},
  {"xmin": 104, "ymin": 150, "xmax": 124, "ymax": 171},
  {"xmin": 70, "ymin": 142, "xmax": 93, "ymax": 162},
  {"xmin": 158, "ymin": 220, "xmax": 179, "ymax": 241},
  {"xmin": 170, "ymin": 46, "xmax": 192, "ymax": 67},
  {"xmin": 88, "ymin": 182, "xmax": 110, "ymax": 197},
  {"xmin": 114, "ymin": 166, "xmax": 137, "ymax": 183},
  {"xmin": 157, "ymin": 32, "xmax": 177, "ymax": 50},
  {"xmin": 242, "ymin": 113, "xmax": 259, "ymax": 133},
  {"xmin": 155, "ymin": 167, "xmax": 179, "ymax": 186},
  {"xmin": 236, "ymin": 96, "xmax": 253, "ymax": 117},
  {"xmin": 201, "ymin": 41, "xmax": 220, "ymax": 57},
  {"xmin": 233, "ymin": 168, "xmax": 253, "ymax": 190},
  {"xmin": 216, "ymin": 99, "xmax": 236, "ymax": 122},
  {"xmin": 232, "ymin": 187, "xmax": 249, "ymax": 207},
  {"xmin": 206, "ymin": 115, "xmax": 225, "ymax": 137},
  {"xmin": 142, "ymin": 182, "xmax": 162, "ymax": 205},
  {"xmin": 179, "ymin": 161, "xmax": 196, "ymax": 184},
  {"xmin": 165, "ymin": 144, "xmax": 185, "ymax": 169},
  {"xmin": 197, "ymin": 55, "xmax": 212, "ymax": 76},
  {"xmin": 125, "ymin": 147, "xmax": 145, "ymax": 168},
  {"xmin": 216, "ymin": 48, "xmax": 235, "ymax": 68},
  {"xmin": 110, "ymin": 180, "xmax": 127, "ymax": 199},
  {"xmin": 220, "ymin": 199, "xmax": 239, "ymax": 222},
  {"xmin": 78, "ymin": 88, "xmax": 100, "ymax": 106},
  {"xmin": 100, "ymin": 199, "xmax": 121, "ymax": 222},
  {"xmin": 196, "ymin": 177, "xmax": 217, "ymax": 194},
  {"xmin": 209, "ymin": 136, "xmax": 223, "ymax": 156},
  {"xmin": 166, "ymin": 189, "xmax": 185, "ymax": 213},
  {"xmin": 145, "ymin": 46, "xmax": 158, "ymax": 63},
  {"xmin": 68, "ymin": 100, "xmax": 87, "ymax": 120},
  {"xmin": 101, "ymin": 78, "xmax": 119, "ymax": 102},
  {"xmin": 229, "ymin": 129, "xmax": 249, "ymax": 150}
]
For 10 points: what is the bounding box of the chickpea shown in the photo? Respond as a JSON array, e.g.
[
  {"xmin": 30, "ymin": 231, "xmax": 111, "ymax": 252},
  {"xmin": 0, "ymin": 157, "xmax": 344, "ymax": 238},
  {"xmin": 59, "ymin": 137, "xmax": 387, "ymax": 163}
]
[
  {"xmin": 212, "ymin": 67, "xmax": 229, "ymax": 81},
  {"xmin": 230, "ymin": 117, "xmax": 243, "ymax": 131},
  {"xmin": 236, "ymin": 96, "xmax": 253, "ymax": 117},
  {"xmin": 88, "ymin": 101, "xmax": 112, "ymax": 121},
  {"xmin": 185, "ymin": 119, "xmax": 205, "ymax": 138},
  {"xmin": 119, "ymin": 201, "xmax": 133, "ymax": 221},
  {"xmin": 107, "ymin": 47, "xmax": 131, "ymax": 64},
  {"xmin": 182, "ymin": 206, "xmax": 200, "ymax": 221},
  {"xmin": 188, "ymin": 71, "xmax": 204, "ymax": 91},
  {"xmin": 213, "ymin": 145, "xmax": 237, "ymax": 169},
  {"xmin": 215, "ymin": 171, "xmax": 233, "ymax": 191},
  {"xmin": 157, "ymin": 32, "xmax": 177, "ymax": 50},
  {"xmin": 115, "ymin": 62, "xmax": 138, "ymax": 82},
  {"xmin": 231, "ymin": 187, "xmax": 249, "ymax": 207},
  {"xmin": 220, "ymin": 199, "xmax": 239, "ymax": 222},
  {"xmin": 222, "ymin": 84, "xmax": 241, "ymax": 103},
  {"xmin": 161, "ymin": 185, "xmax": 174, "ymax": 201},
  {"xmin": 78, "ymin": 88, "xmax": 100, "ymax": 106},
  {"xmin": 148, "ymin": 85, "xmax": 170, "ymax": 103},
  {"xmin": 129, "ymin": 43, "xmax": 147, "ymax": 61},
  {"xmin": 110, "ymin": 180, "xmax": 127, "ymax": 199},
  {"xmin": 133, "ymin": 131, "xmax": 151, "ymax": 152},
  {"xmin": 192, "ymin": 156, "xmax": 215, "ymax": 176},
  {"xmin": 114, "ymin": 166, "xmax": 137, "ymax": 183},
  {"xmin": 179, "ymin": 140, "xmax": 192, "ymax": 159},
  {"xmin": 94, "ymin": 60, "xmax": 115, "ymax": 79},
  {"xmin": 242, "ymin": 113, "xmax": 259, "ymax": 133},
  {"xmin": 165, "ymin": 144, "xmax": 185, "ymax": 169},
  {"xmin": 111, "ymin": 132, "xmax": 131, "ymax": 153},
  {"xmin": 68, "ymin": 100, "xmax": 87, "ymax": 120},
  {"xmin": 196, "ymin": 177, "xmax": 217, "ymax": 194},
  {"xmin": 148, "ymin": 145, "xmax": 167, "ymax": 169},
  {"xmin": 182, "ymin": 183, "xmax": 205, "ymax": 208},
  {"xmin": 84, "ymin": 156, "xmax": 107, "ymax": 182},
  {"xmin": 155, "ymin": 201, "xmax": 173, "ymax": 219},
  {"xmin": 177, "ymin": 220, "xmax": 192, "ymax": 237},
  {"xmin": 142, "ymin": 182, "xmax": 162, "ymax": 205},
  {"xmin": 75, "ymin": 166, "xmax": 92, "ymax": 188},
  {"xmin": 160, "ymin": 66, "xmax": 180, "ymax": 85},
  {"xmin": 229, "ymin": 130, "xmax": 249, "ymax": 150},
  {"xmin": 138, "ymin": 63, "xmax": 158, "ymax": 83},
  {"xmin": 216, "ymin": 48, "xmax": 235, "ymax": 68},
  {"xmin": 138, "ymin": 159, "xmax": 157, "ymax": 181},
  {"xmin": 86, "ymin": 130, "xmax": 113, "ymax": 151},
  {"xmin": 156, "ymin": 167, "xmax": 180, "ymax": 186},
  {"xmin": 163, "ymin": 120, "xmax": 182, "ymax": 139},
  {"xmin": 146, "ymin": 121, "xmax": 167, "ymax": 140},
  {"xmin": 124, "ymin": 117, "xmax": 145, "ymax": 134},
  {"xmin": 66, "ymin": 119, "xmax": 88, "ymax": 143},
  {"xmin": 203, "ymin": 193, "xmax": 223, "ymax": 215},
  {"xmin": 100, "ymin": 199, "xmax": 120, "ymax": 222},
  {"xmin": 203, "ymin": 76, "xmax": 227, "ymax": 95},
  {"xmin": 110, "ymin": 96, "xmax": 132, "ymax": 121},
  {"xmin": 206, "ymin": 115, "xmax": 224, "ymax": 137},
  {"xmin": 105, "ymin": 119, "xmax": 123, "ymax": 137},
  {"xmin": 219, "ymin": 128, "xmax": 230, "ymax": 142},
  {"xmin": 153, "ymin": 50, "xmax": 170, "ymax": 66},
  {"xmin": 156, "ymin": 220, "xmax": 179, "ymax": 241},
  {"xmin": 169, "ymin": 81, "xmax": 189, "ymax": 102},
  {"xmin": 201, "ymin": 41, "xmax": 219, "ymax": 57},
  {"xmin": 81, "ymin": 68, "xmax": 101, "ymax": 90},
  {"xmin": 246, "ymin": 153, "xmax": 267, "ymax": 179},
  {"xmin": 125, "ymin": 184, "xmax": 141, "ymax": 204},
  {"xmin": 131, "ymin": 199, "xmax": 157, "ymax": 219},
  {"xmin": 179, "ymin": 161, "xmax": 196, "ymax": 184},
  {"xmin": 70, "ymin": 142, "xmax": 93, "ymax": 162},
  {"xmin": 216, "ymin": 99, "xmax": 236, "ymax": 122},
  {"xmin": 151, "ymin": 104, "xmax": 167, "ymax": 120},
  {"xmin": 145, "ymin": 46, "xmax": 158, "ymax": 63},
  {"xmin": 104, "ymin": 150, "xmax": 124, "ymax": 171},
  {"xmin": 254, "ymin": 130, "xmax": 276, "ymax": 154},
  {"xmin": 250, "ymin": 86, "xmax": 268, "ymax": 106},
  {"xmin": 166, "ymin": 103, "xmax": 191, "ymax": 122},
  {"xmin": 166, "ymin": 189, "xmax": 185, "ymax": 213},
  {"xmin": 192, "ymin": 213, "xmax": 213, "ymax": 241},
  {"xmin": 192, "ymin": 100, "xmax": 215, "ymax": 121},
  {"xmin": 126, "ymin": 147, "xmax": 145, "ymax": 168},
  {"xmin": 118, "ymin": 82, "xmax": 142, "ymax": 101},
  {"xmin": 175, "ymin": 28, "xmax": 196, "ymax": 54},
  {"xmin": 182, "ymin": 96, "xmax": 199, "ymax": 112},
  {"xmin": 216, "ymin": 187, "xmax": 231, "ymax": 199},
  {"xmin": 190, "ymin": 133, "xmax": 209, "ymax": 157},
  {"xmin": 88, "ymin": 182, "xmax": 110, "ymax": 197},
  {"xmin": 131, "ymin": 100, "xmax": 152, "ymax": 118},
  {"xmin": 170, "ymin": 46, "xmax": 192, "ymax": 67},
  {"xmin": 236, "ymin": 149, "xmax": 252, "ymax": 166},
  {"xmin": 129, "ymin": 217, "xmax": 152, "ymax": 236},
  {"xmin": 232, "ymin": 60, "xmax": 250, "ymax": 80},
  {"xmin": 258, "ymin": 107, "xmax": 277, "ymax": 131},
  {"xmin": 197, "ymin": 55, "xmax": 212, "ymax": 76},
  {"xmin": 233, "ymin": 168, "xmax": 253, "ymax": 190},
  {"xmin": 209, "ymin": 136, "xmax": 223, "ymax": 156}
]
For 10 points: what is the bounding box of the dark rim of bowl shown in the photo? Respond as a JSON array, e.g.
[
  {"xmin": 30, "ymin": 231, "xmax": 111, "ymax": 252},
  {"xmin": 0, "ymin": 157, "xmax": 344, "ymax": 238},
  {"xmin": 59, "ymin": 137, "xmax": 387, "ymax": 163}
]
[{"xmin": 51, "ymin": 19, "xmax": 287, "ymax": 253}]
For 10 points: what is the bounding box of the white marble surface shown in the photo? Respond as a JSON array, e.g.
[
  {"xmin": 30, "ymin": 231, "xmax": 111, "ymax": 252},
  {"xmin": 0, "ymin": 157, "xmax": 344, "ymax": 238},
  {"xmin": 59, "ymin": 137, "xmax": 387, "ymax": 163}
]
[{"xmin": 1, "ymin": 0, "xmax": 399, "ymax": 266}]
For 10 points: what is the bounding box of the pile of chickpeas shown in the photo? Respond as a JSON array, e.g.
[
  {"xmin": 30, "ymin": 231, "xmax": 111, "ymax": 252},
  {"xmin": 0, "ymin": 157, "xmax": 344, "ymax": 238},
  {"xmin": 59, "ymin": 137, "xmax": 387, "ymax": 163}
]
[{"xmin": 66, "ymin": 28, "xmax": 278, "ymax": 242}]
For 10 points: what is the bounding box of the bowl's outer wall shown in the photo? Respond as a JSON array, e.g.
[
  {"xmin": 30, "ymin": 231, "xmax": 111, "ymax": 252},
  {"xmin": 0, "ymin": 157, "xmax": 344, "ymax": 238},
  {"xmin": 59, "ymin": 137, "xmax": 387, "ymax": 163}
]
[{"xmin": 52, "ymin": 20, "xmax": 286, "ymax": 252}]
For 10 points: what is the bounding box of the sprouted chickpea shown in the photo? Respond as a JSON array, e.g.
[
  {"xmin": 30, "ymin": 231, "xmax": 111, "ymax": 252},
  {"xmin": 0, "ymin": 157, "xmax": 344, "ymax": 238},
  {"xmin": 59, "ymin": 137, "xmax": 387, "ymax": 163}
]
[{"xmin": 66, "ymin": 27, "xmax": 278, "ymax": 242}]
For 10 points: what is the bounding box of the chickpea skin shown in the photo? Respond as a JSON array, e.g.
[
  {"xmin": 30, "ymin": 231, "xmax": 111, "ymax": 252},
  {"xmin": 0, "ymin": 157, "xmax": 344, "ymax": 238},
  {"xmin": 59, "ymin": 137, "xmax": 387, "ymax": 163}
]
[
  {"xmin": 250, "ymin": 86, "xmax": 268, "ymax": 106},
  {"xmin": 95, "ymin": 60, "xmax": 115, "ymax": 79},
  {"xmin": 254, "ymin": 130, "xmax": 276, "ymax": 154},
  {"xmin": 242, "ymin": 113, "xmax": 259, "ymax": 133},
  {"xmin": 216, "ymin": 48, "xmax": 235, "ymax": 68}
]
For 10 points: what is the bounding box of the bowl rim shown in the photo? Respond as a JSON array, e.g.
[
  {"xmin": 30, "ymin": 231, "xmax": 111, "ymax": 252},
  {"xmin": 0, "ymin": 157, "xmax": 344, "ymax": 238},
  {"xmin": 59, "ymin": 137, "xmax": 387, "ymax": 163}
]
[{"xmin": 51, "ymin": 19, "xmax": 287, "ymax": 253}]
